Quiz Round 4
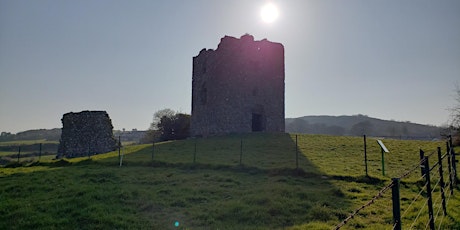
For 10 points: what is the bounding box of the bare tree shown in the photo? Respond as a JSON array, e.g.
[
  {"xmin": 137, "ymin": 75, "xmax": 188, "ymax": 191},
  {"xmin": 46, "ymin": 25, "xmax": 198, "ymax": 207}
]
[
  {"xmin": 449, "ymin": 84, "xmax": 460, "ymax": 145},
  {"xmin": 144, "ymin": 109, "xmax": 190, "ymax": 142},
  {"xmin": 450, "ymin": 85, "xmax": 460, "ymax": 127},
  {"xmin": 150, "ymin": 108, "xmax": 176, "ymax": 130}
]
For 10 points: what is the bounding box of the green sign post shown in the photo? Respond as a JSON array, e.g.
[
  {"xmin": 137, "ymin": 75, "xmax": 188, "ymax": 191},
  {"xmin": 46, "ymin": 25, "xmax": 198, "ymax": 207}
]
[{"xmin": 377, "ymin": 140, "xmax": 389, "ymax": 176}]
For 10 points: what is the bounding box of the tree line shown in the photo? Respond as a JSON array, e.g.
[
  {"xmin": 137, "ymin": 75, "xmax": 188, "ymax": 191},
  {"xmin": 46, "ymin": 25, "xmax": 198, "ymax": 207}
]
[{"xmin": 141, "ymin": 109, "xmax": 191, "ymax": 143}]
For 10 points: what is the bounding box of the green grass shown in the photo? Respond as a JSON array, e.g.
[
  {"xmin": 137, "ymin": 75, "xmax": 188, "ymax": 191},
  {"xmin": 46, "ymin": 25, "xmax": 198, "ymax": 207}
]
[
  {"xmin": 0, "ymin": 133, "xmax": 459, "ymax": 229},
  {"xmin": 0, "ymin": 139, "xmax": 58, "ymax": 145},
  {"xmin": 0, "ymin": 140, "xmax": 59, "ymax": 165}
]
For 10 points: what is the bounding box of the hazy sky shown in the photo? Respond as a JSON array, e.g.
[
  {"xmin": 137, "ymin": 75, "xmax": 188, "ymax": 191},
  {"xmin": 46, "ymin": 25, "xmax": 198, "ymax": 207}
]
[{"xmin": 1, "ymin": 0, "xmax": 459, "ymax": 133}]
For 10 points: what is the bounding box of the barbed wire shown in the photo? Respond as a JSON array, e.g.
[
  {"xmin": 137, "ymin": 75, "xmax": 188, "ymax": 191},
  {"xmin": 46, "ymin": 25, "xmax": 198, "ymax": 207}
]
[
  {"xmin": 425, "ymin": 149, "xmax": 437, "ymax": 158},
  {"xmin": 333, "ymin": 180, "xmax": 395, "ymax": 230},
  {"xmin": 400, "ymin": 157, "xmax": 426, "ymax": 180},
  {"xmin": 440, "ymin": 152, "xmax": 449, "ymax": 160},
  {"xmin": 335, "ymin": 145, "xmax": 455, "ymax": 229}
]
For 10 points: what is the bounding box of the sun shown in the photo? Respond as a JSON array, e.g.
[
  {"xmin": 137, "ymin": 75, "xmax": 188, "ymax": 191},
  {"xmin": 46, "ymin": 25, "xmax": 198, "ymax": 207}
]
[{"xmin": 260, "ymin": 3, "xmax": 279, "ymax": 23}]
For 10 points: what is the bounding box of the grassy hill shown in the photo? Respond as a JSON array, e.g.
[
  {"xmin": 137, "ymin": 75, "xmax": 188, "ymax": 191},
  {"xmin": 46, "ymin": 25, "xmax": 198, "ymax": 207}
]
[
  {"xmin": 286, "ymin": 115, "xmax": 443, "ymax": 139},
  {"xmin": 1, "ymin": 133, "xmax": 459, "ymax": 229}
]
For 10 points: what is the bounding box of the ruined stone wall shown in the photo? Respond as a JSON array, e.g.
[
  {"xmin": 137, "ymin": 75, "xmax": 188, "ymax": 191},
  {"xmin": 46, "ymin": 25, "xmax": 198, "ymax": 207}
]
[
  {"xmin": 57, "ymin": 111, "xmax": 118, "ymax": 158},
  {"xmin": 191, "ymin": 34, "xmax": 285, "ymax": 136}
]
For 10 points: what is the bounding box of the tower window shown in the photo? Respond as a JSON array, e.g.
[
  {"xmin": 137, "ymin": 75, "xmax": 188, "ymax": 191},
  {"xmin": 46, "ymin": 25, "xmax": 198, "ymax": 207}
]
[{"xmin": 252, "ymin": 113, "xmax": 263, "ymax": 132}]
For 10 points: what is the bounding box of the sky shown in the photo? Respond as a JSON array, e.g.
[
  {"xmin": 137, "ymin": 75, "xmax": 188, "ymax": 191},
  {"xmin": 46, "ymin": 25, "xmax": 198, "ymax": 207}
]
[{"xmin": 1, "ymin": 0, "xmax": 459, "ymax": 133}]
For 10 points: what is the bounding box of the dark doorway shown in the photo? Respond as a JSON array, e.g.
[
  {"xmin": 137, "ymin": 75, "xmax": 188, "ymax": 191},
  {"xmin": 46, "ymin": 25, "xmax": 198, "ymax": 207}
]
[{"xmin": 252, "ymin": 113, "xmax": 263, "ymax": 132}]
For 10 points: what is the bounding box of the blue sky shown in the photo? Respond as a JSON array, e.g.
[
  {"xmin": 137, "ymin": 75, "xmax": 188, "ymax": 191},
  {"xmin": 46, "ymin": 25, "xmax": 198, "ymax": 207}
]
[{"xmin": 1, "ymin": 0, "xmax": 459, "ymax": 133}]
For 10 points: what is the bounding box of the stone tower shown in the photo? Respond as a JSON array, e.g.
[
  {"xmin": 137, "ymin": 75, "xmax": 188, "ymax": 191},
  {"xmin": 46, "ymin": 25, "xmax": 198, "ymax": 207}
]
[
  {"xmin": 57, "ymin": 111, "xmax": 118, "ymax": 158},
  {"xmin": 191, "ymin": 34, "xmax": 285, "ymax": 136}
]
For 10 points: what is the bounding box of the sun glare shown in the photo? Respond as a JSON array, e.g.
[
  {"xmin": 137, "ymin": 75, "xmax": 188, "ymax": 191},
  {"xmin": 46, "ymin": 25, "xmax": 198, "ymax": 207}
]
[{"xmin": 260, "ymin": 3, "xmax": 279, "ymax": 23}]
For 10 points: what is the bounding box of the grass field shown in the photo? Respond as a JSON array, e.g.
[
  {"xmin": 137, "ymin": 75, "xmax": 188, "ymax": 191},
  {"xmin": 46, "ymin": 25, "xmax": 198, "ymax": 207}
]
[
  {"xmin": 0, "ymin": 140, "xmax": 57, "ymax": 165},
  {"xmin": 0, "ymin": 133, "xmax": 459, "ymax": 229}
]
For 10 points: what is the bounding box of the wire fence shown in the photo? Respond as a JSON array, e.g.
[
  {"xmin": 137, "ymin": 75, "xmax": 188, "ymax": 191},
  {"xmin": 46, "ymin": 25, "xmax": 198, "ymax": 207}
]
[
  {"xmin": 335, "ymin": 135, "xmax": 458, "ymax": 230},
  {"xmin": 0, "ymin": 143, "xmax": 58, "ymax": 165},
  {"xmin": 3, "ymin": 133, "xmax": 458, "ymax": 228}
]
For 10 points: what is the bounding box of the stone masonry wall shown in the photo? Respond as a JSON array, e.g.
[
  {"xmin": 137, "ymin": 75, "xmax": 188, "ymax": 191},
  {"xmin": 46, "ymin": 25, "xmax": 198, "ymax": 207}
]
[
  {"xmin": 57, "ymin": 111, "xmax": 118, "ymax": 158},
  {"xmin": 191, "ymin": 34, "xmax": 285, "ymax": 136}
]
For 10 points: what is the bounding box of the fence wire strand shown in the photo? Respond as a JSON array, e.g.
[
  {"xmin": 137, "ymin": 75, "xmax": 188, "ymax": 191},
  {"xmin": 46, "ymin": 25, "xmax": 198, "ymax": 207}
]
[
  {"xmin": 334, "ymin": 181, "xmax": 395, "ymax": 230},
  {"xmin": 424, "ymin": 217, "xmax": 431, "ymax": 230},
  {"xmin": 335, "ymin": 144, "xmax": 456, "ymax": 229},
  {"xmin": 433, "ymin": 193, "xmax": 444, "ymax": 227},
  {"xmin": 409, "ymin": 198, "xmax": 428, "ymax": 229},
  {"xmin": 438, "ymin": 190, "xmax": 454, "ymax": 229},
  {"xmin": 400, "ymin": 157, "xmax": 426, "ymax": 180},
  {"xmin": 400, "ymin": 182, "xmax": 427, "ymax": 219},
  {"xmin": 430, "ymin": 175, "xmax": 442, "ymax": 194}
]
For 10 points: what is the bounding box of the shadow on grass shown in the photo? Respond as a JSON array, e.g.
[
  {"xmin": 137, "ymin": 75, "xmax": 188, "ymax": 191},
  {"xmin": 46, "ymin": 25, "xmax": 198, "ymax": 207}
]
[
  {"xmin": 1, "ymin": 158, "xmax": 97, "ymax": 168},
  {"xmin": 330, "ymin": 175, "xmax": 386, "ymax": 186},
  {"xmin": 112, "ymin": 133, "xmax": 357, "ymax": 228},
  {"xmin": 0, "ymin": 133, "xmax": 362, "ymax": 229},
  {"xmin": 144, "ymin": 160, "xmax": 321, "ymax": 178}
]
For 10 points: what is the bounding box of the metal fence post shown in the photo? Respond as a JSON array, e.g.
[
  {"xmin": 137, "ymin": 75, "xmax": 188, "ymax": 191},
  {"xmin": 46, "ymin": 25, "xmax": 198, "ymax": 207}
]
[
  {"xmin": 423, "ymin": 156, "xmax": 435, "ymax": 230},
  {"xmin": 392, "ymin": 178, "xmax": 401, "ymax": 230},
  {"xmin": 446, "ymin": 141, "xmax": 454, "ymax": 195},
  {"xmin": 152, "ymin": 141, "xmax": 155, "ymax": 161},
  {"xmin": 17, "ymin": 146, "xmax": 21, "ymax": 163},
  {"xmin": 420, "ymin": 149, "xmax": 425, "ymax": 177},
  {"xmin": 449, "ymin": 136, "xmax": 458, "ymax": 185},
  {"xmin": 295, "ymin": 134, "xmax": 299, "ymax": 169},
  {"xmin": 193, "ymin": 139, "xmax": 197, "ymax": 164},
  {"xmin": 118, "ymin": 136, "xmax": 121, "ymax": 161},
  {"xmin": 38, "ymin": 143, "xmax": 42, "ymax": 162},
  {"xmin": 437, "ymin": 147, "xmax": 447, "ymax": 216},
  {"xmin": 239, "ymin": 138, "xmax": 243, "ymax": 166},
  {"xmin": 364, "ymin": 135, "xmax": 368, "ymax": 177}
]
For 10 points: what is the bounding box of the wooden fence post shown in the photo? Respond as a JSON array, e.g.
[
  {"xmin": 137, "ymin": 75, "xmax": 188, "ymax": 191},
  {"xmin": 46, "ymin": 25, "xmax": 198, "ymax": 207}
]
[
  {"xmin": 295, "ymin": 135, "xmax": 299, "ymax": 170},
  {"xmin": 17, "ymin": 146, "xmax": 21, "ymax": 163},
  {"xmin": 437, "ymin": 147, "xmax": 447, "ymax": 216},
  {"xmin": 193, "ymin": 139, "xmax": 197, "ymax": 164},
  {"xmin": 449, "ymin": 136, "xmax": 458, "ymax": 185},
  {"xmin": 38, "ymin": 143, "xmax": 42, "ymax": 161},
  {"xmin": 239, "ymin": 137, "xmax": 243, "ymax": 166},
  {"xmin": 392, "ymin": 178, "xmax": 401, "ymax": 230},
  {"xmin": 446, "ymin": 141, "xmax": 454, "ymax": 195},
  {"xmin": 423, "ymin": 156, "xmax": 435, "ymax": 230},
  {"xmin": 419, "ymin": 149, "xmax": 425, "ymax": 177},
  {"xmin": 118, "ymin": 136, "xmax": 121, "ymax": 161},
  {"xmin": 152, "ymin": 141, "xmax": 155, "ymax": 161},
  {"xmin": 364, "ymin": 135, "xmax": 368, "ymax": 177}
]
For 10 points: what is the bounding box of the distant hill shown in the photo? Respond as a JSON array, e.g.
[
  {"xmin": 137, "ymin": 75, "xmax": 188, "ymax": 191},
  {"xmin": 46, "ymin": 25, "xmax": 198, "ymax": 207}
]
[
  {"xmin": 0, "ymin": 128, "xmax": 61, "ymax": 142},
  {"xmin": 285, "ymin": 115, "xmax": 443, "ymax": 140},
  {"xmin": 1, "ymin": 115, "xmax": 443, "ymax": 142},
  {"xmin": 0, "ymin": 128, "xmax": 147, "ymax": 143}
]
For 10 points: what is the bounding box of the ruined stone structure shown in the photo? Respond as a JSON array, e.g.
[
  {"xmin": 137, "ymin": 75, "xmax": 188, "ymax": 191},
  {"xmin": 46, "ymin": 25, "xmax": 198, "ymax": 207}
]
[
  {"xmin": 57, "ymin": 111, "xmax": 118, "ymax": 158},
  {"xmin": 191, "ymin": 34, "xmax": 285, "ymax": 136}
]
